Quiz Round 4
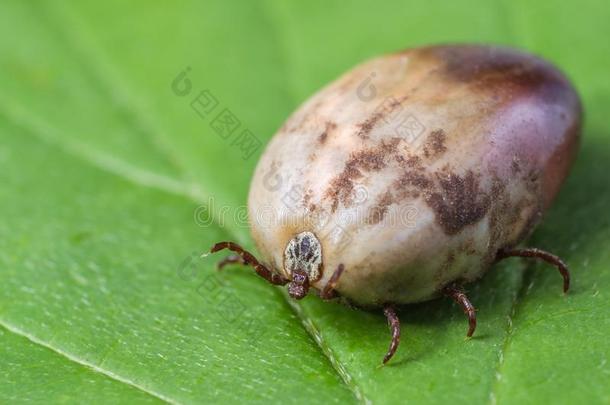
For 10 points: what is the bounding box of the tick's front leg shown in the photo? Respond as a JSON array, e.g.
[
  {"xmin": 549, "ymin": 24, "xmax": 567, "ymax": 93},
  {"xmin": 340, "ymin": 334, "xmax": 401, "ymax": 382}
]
[
  {"xmin": 206, "ymin": 241, "xmax": 288, "ymax": 286},
  {"xmin": 319, "ymin": 264, "xmax": 345, "ymax": 300}
]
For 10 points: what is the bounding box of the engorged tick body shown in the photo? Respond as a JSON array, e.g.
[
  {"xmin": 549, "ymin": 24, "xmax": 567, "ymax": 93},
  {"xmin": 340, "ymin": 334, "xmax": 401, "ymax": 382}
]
[{"xmin": 208, "ymin": 44, "xmax": 582, "ymax": 364}]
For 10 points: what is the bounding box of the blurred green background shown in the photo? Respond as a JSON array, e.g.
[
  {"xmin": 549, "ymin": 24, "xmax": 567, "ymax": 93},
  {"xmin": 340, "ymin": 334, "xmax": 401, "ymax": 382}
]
[{"xmin": 0, "ymin": 1, "xmax": 608, "ymax": 404}]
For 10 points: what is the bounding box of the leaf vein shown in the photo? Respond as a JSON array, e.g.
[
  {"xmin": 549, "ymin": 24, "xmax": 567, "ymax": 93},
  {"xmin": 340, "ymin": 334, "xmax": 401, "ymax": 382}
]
[{"xmin": 0, "ymin": 319, "xmax": 178, "ymax": 405}]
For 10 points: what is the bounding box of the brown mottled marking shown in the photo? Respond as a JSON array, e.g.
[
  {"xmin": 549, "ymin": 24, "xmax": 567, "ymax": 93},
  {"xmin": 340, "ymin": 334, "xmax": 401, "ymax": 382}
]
[
  {"xmin": 408, "ymin": 155, "xmax": 423, "ymax": 168},
  {"xmin": 326, "ymin": 138, "xmax": 400, "ymax": 212},
  {"xmin": 394, "ymin": 170, "xmax": 433, "ymax": 194},
  {"xmin": 525, "ymin": 168, "xmax": 542, "ymax": 194},
  {"xmin": 355, "ymin": 97, "xmax": 406, "ymax": 139},
  {"xmin": 486, "ymin": 175, "xmax": 510, "ymax": 261},
  {"xmin": 318, "ymin": 121, "xmax": 337, "ymax": 144},
  {"xmin": 355, "ymin": 111, "xmax": 383, "ymax": 139},
  {"xmin": 366, "ymin": 191, "xmax": 394, "ymax": 225},
  {"xmin": 425, "ymin": 170, "xmax": 491, "ymax": 235},
  {"xmin": 401, "ymin": 154, "xmax": 424, "ymax": 170},
  {"xmin": 302, "ymin": 189, "xmax": 313, "ymax": 207},
  {"xmin": 423, "ymin": 129, "xmax": 447, "ymax": 158}
]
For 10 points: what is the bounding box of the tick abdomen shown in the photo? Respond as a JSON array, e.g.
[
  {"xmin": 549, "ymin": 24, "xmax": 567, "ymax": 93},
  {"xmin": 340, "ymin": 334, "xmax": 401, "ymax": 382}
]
[
  {"xmin": 248, "ymin": 44, "xmax": 581, "ymax": 307},
  {"xmin": 210, "ymin": 44, "xmax": 578, "ymax": 363}
]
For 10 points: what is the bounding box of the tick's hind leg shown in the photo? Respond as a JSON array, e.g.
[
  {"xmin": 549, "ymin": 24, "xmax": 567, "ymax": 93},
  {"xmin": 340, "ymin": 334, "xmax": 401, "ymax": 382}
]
[
  {"xmin": 496, "ymin": 247, "xmax": 570, "ymax": 293},
  {"xmin": 382, "ymin": 305, "xmax": 401, "ymax": 365},
  {"xmin": 443, "ymin": 284, "xmax": 477, "ymax": 338},
  {"xmin": 206, "ymin": 241, "xmax": 288, "ymax": 286}
]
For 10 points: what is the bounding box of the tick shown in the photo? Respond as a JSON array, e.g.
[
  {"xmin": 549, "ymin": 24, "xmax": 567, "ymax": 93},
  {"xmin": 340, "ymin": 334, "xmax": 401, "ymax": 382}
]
[{"xmin": 206, "ymin": 44, "xmax": 581, "ymax": 364}]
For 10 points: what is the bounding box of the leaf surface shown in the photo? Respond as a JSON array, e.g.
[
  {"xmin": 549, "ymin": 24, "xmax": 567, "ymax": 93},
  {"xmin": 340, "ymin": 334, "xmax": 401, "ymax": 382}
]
[{"xmin": 0, "ymin": 1, "xmax": 608, "ymax": 404}]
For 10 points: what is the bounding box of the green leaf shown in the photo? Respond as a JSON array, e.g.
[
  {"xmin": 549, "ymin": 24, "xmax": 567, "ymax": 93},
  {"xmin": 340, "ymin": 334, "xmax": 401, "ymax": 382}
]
[{"xmin": 0, "ymin": 1, "xmax": 608, "ymax": 404}]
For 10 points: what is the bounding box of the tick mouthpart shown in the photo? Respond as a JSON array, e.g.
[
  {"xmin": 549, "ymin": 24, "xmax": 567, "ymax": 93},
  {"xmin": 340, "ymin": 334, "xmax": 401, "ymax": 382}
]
[{"xmin": 287, "ymin": 269, "xmax": 310, "ymax": 299}]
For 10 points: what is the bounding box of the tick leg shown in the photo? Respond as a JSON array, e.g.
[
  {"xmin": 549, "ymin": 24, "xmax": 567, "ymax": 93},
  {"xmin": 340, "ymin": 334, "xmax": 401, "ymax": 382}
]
[
  {"xmin": 382, "ymin": 305, "xmax": 401, "ymax": 364},
  {"xmin": 207, "ymin": 241, "xmax": 288, "ymax": 286},
  {"xmin": 496, "ymin": 247, "xmax": 570, "ymax": 293},
  {"xmin": 217, "ymin": 254, "xmax": 244, "ymax": 270},
  {"xmin": 442, "ymin": 285, "xmax": 476, "ymax": 338},
  {"xmin": 319, "ymin": 264, "xmax": 345, "ymax": 300}
]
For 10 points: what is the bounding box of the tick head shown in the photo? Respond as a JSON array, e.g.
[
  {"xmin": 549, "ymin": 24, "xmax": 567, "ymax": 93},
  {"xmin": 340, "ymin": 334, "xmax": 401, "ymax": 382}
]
[
  {"xmin": 284, "ymin": 231, "xmax": 323, "ymax": 300},
  {"xmin": 287, "ymin": 269, "xmax": 309, "ymax": 299}
]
